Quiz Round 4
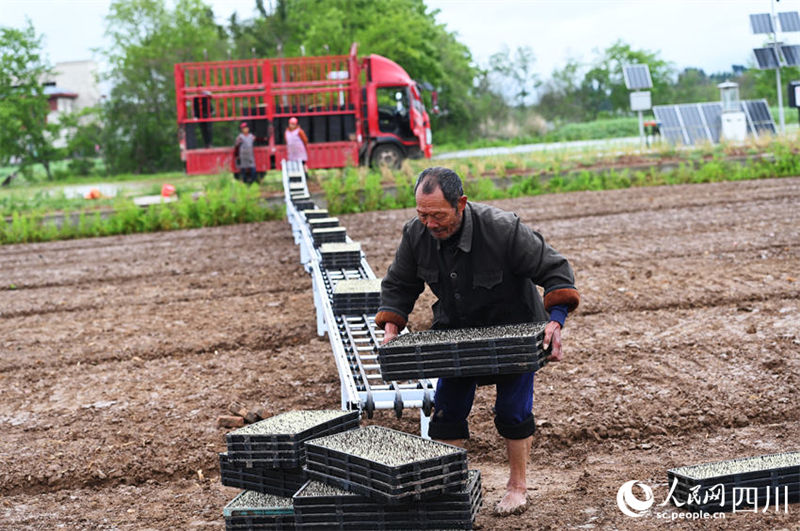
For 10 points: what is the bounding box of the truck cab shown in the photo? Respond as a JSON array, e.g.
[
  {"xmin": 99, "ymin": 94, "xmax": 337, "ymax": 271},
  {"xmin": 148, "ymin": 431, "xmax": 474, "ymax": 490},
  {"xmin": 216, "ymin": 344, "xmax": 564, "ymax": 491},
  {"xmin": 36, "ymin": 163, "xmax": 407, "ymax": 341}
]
[{"xmin": 363, "ymin": 54, "xmax": 432, "ymax": 168}]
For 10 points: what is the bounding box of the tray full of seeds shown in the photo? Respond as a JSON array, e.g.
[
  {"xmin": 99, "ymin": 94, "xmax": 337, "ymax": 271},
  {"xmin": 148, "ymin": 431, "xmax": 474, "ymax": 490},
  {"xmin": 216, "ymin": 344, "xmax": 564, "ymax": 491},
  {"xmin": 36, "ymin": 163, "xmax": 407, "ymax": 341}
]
[
  {"xmin": 304, "ymin": 426, "xmax": 468, "ymax": 504},
  {"xmin": 319, "ymin": 242, "xmax": 362, "ymax": 269},
  {"xmin": 331, "ymin": 279, "xmax": 382, "ymax": 315},
  {"xmin": 225, "ymin": 410, "xmax": 360, "ymax": 468},
  {"xmin": 667, "ymin": 451, "xmax": 800, "ymax": 513},
  {"xmin": 302, "ymin": 208, "xmax": 329, "ymax": 220},
  {"xmin": 219, "ymin": 453, "xmax": 308, "ymax": 497},
  {"xmin": 292, "ymin": 469, "xmax": 482, "ymax": 529},
  {"xmin": 377, "ymin": 322, "xmax": 550, "ymax": 380},
  {"xmin": 222, "ymin": 490, "xmax": 296, "ymax": 530},
  {"xmin": 312, "ymin": 227, "xmax": 347, "ymax": 246}
]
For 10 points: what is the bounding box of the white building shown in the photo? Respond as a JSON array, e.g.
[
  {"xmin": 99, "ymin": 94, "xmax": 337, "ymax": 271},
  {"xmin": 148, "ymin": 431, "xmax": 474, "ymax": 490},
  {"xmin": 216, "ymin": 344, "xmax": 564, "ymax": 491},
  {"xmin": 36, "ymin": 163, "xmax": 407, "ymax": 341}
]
[{"xmin": 42, "ymin": 60, "xmax": 102, "ymax": 148}]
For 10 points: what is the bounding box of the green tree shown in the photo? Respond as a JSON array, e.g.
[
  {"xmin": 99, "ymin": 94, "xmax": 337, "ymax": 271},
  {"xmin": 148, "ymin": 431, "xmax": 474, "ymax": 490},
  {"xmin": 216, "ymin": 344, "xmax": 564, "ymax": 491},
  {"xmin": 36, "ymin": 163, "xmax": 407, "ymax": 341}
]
[
  {"xmin": 0, "ymin": 21, "xmax": 62, "ymax": 180},
  {"xmin": 488, "ymin": 45, "xmax": 539, "ymax": 108},
  {"xmin": 228, "ymin": 0, "xmax": 478, "ymax": 142},
  {"xmin": 101, "ymin": 0, "xmax": 228, "ymax": 173},
  {"xmin": 61, "ymin": 107, "xmax": 103, "ymax": 176}
]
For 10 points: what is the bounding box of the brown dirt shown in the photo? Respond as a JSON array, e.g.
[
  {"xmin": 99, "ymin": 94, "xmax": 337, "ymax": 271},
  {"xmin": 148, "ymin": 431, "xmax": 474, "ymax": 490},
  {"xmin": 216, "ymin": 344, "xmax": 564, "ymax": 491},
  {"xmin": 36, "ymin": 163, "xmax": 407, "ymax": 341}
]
[{"xmin": 1, "ymin": 177, "xmax": 799, "ymax": 530}]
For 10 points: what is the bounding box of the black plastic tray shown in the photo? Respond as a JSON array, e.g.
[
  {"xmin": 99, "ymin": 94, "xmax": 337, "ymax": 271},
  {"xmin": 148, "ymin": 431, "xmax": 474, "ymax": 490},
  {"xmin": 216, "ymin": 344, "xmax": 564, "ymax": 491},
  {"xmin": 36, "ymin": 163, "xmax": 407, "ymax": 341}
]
[
  {"xmin": 302, "ymin": 209, "xmax": 328, "ymax": 219},
  {"xmin": 294, "ymin": 200, "xmax": 316, "ymax": 211},
  {"xmin": 293, "ymin": 472, "xmax": 481, "ymax": 530},
  {"xmin": 379, "ymin": 323, "xmax": 546, "ymax": 355},
  {"xmin": 226, "ymin": 411, "xmax": 360, "ymax": 446},
  {"xmin": 308, "ymin": 218, "xmax": 340, "ymax": 230},
  {"xmin": 305, "ymin": 427, "xmax": 467, "ymax": 476},
  {"xmin": 304, "ymin": 466, "xmax": 467, "ymax": 504},
  {"xmin": 312, "ymin": 228, "xmax": 347, "ymax": 245},
  {"xmin": 321, "ymin": 256, "xmax": 362, "ymax": 269},
  {"xmin": 220, "ymin": 454, "xmax": 307, "ymax": 497},
  {"xmin": 379, "ymin": 349, "xmax": 550, "ymax": 381},
  {"xmin": 223, "ymin": 490, "xmax": 294, "ymax": 518},
  {"xmin": 225, "ymin": 514, "xmax": 296, "ymax": 531},
  {"xmin": 294, "ymin": 469, "xmax": 480, "ymax": 508},
  {"xmin": 667, "ymin": 452, "xmax": 800, "ymax": 513}
]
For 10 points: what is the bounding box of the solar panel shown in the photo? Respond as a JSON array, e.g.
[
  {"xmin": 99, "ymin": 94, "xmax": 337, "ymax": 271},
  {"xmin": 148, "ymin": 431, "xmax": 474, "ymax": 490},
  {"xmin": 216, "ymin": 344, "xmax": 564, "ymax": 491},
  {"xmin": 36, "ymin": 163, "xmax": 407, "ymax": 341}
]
[
  {"xmin": 754, "ymin": 47, "xmax": 781, "ymax": 69},
  {"xmin": 677, "ymin": 104, "xmax": 711, "ymax": 145},
  {"xmin": 700, "ymin": 103, "xmax": 723, "ymax": 144},
  {"xmin": 742, "ymin": 99, "xmax": 777, "ymax": 136},
  {"xmin": 781, "ymin": 45, "xmax": 800, "ymax": 66},
  {"xmin": 652, "ymin": 106, "xmax": 687, "ymax": 145},
  {"xmin": 653, "ymin": 100, "xmax": 775, "ymax": 145},
  {"xmin": 778, "ymin": 11, "xmax": 800, "ymax": 32},
  {"xmin": 750, "ymin": 13, "xmax": 774, "ymax": 34},
  {"xmin": 622, "ymin": 64, "xmax": 653, "ymax": 90}
]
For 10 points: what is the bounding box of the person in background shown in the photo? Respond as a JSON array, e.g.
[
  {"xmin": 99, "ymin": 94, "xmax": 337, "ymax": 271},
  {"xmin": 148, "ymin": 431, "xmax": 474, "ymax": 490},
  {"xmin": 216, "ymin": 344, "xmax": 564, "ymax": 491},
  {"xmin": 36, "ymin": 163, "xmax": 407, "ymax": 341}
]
[
  {"xmin": 234, "ymin": 122, "xmax": 258, "ymax": 184},
  {"xmin": 193, "ymin": 81, "xmax": 214, "ymax": 148},
  {"xmin": 285, "ymin": 117, "xmax": 309, "ymax": 171}
]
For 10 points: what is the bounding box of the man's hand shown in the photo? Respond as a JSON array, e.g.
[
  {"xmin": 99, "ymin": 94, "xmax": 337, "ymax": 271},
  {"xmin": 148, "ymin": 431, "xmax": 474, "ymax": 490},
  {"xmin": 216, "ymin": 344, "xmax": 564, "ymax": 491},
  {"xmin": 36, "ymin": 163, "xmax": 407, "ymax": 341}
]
[
  {"xmin": 543, "ymin": 321, "xmax": 563, "ymax": 362},
  {"xmin": 382, "ymin": 322, "xmax": 399, "ymax": 344}
]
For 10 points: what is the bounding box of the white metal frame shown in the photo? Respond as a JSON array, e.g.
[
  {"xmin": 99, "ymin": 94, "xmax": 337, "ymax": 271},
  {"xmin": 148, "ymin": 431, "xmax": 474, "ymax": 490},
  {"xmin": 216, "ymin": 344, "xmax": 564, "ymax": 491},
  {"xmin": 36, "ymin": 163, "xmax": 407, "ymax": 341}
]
[{"xmin": 280, "ymin": 160, "xmax": 435, "ymax": 437}]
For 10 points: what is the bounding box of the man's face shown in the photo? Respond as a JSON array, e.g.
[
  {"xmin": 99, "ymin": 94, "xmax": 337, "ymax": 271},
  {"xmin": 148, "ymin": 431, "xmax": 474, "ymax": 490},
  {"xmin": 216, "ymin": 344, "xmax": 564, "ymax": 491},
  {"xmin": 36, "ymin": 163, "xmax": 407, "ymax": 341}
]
[{"xmin": 415, "ymin": 186, "xmax": 466, "ymax": 240}]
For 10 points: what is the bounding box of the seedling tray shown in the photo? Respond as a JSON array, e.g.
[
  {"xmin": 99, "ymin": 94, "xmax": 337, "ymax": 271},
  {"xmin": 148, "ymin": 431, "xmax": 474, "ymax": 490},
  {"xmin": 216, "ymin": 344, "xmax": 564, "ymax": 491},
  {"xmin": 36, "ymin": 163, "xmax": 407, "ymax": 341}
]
[
  {"xmin": 294, "ymin": 471, "xmax": 480, "ymax": 529},
  {"xmin": 294, "ymin": 200, "xmax": 316, "ymax": 211},
  {"xmin": 225, "ymin": 411, "xmax": 360, "ymax": 467},
  {"xmin": 220, "ymin": 453, "xmax": 307, "ymax": 497},
  {"xmin": 319, "ymin": 242, "xmax": 362, "ymax": 269},
  {"xmin": 302, "ymin": 209, "xmax": 329, "ymax": 220},
  {"xmin": 331, "ymin": 279, "xmax": 381, "ymax": 314},
  {"xmin": 308, "ymin": 217, "xmax": 340, "ymax": 229},
  {"xmin": 667, "ymin": 451, "xmax": 800, "ymax": 513},
  {"xmin": 380, "ymin": 322, "xmax": 547, "ymax": 355},
  {"xmin": 223, "ymin": 490, "xmax": 294, "ymax": 518},
  {"xmin": 379, "ymin": 349, "xmax": 551, "ymax": 381},
  {"xmin": 227, "ymin": 410, "xmax": 360, "ymax": 446},
  {"xmin": 312, "ymin": 227, "xmax": 347, "ymax": 245},
  {"xmin": 304, "ymin": 426, "xmax": 468, "ymax": 503},
  {"xmin": 225, "ymin": 515, "xmax": 295, "ymax": 530}
]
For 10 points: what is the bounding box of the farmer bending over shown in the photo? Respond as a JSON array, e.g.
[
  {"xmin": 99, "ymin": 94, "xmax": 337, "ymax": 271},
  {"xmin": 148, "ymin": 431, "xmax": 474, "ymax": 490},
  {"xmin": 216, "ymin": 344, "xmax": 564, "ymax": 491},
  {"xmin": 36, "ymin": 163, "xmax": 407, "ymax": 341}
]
[{"xmin": 376, "ymin": 166, "xmax": 580, "ymax": 516}]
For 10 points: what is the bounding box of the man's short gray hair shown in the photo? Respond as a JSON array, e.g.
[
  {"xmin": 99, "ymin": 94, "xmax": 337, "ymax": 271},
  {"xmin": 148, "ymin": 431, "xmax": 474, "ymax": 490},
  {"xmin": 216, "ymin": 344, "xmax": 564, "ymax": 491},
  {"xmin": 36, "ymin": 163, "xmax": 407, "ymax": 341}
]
[{"xmin": 414, "ymin": 167, "xmax": 463, "ymax": 208}]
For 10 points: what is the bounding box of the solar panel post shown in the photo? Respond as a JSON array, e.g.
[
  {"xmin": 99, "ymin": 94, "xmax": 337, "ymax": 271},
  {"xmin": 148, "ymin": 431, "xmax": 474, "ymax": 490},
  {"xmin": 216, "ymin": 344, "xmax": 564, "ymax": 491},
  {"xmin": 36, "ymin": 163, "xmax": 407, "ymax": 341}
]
[{"xmin": 772, "ymin": 0, "xmax": 786, "ymax": 133}]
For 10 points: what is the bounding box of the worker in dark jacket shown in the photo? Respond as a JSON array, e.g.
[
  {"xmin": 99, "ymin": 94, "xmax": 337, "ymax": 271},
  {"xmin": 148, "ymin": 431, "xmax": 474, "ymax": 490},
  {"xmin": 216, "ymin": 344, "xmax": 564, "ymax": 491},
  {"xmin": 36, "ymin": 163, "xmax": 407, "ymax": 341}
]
[{"xmin": 376, "ymin": 166, "xmax": 579, "ymax": 517}]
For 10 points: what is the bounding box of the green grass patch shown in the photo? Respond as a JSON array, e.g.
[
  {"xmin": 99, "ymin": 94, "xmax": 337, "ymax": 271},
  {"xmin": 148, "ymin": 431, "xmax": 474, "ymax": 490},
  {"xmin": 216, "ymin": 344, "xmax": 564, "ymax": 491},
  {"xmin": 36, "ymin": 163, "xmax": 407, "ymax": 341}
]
[{"xmin": 1, "ymin": 178, "xmax": 283, "ymax": 245}]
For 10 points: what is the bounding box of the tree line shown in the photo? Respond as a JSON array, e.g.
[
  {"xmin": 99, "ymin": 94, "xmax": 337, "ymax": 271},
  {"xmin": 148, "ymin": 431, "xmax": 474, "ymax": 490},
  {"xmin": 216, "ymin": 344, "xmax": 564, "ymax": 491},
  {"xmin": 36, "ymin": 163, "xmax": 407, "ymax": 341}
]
[{"xmin": 1, "ymin": 0, "xmax": 795, "ymax": 178}]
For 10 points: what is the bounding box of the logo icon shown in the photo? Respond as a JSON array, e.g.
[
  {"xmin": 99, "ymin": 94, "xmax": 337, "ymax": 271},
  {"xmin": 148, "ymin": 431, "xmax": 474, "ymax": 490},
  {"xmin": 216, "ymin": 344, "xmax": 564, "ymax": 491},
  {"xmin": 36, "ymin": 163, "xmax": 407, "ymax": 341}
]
[{"xmin": 617, "ymin": 480, "xmax": 655, "ymax": 517}]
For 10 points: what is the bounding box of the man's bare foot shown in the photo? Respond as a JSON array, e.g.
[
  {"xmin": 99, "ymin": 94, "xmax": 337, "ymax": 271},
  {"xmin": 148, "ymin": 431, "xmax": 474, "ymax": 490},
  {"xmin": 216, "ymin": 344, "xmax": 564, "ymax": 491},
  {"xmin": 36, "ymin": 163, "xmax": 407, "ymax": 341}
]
[{"xmin": 494, "ymin": 487, "xmax": 528, "ymax": 516}]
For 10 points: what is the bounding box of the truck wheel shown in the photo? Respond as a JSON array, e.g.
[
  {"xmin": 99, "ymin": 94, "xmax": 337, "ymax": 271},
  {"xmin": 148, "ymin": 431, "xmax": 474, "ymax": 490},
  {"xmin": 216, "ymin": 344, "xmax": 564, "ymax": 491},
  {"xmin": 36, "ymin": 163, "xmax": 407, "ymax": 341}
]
[{"xmin": 371, "ymin": 144, "xmax": 403, "ymax": 169}]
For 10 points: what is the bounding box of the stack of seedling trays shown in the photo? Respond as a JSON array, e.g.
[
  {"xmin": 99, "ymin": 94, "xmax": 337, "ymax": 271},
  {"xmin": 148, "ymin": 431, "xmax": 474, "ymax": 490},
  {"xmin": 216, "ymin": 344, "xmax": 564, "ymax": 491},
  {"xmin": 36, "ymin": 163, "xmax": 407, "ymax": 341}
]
[
  {"xmin": 331, "ymin": 279, "xmax": 382, "ymax": 315},
  {"xmin": 302, "ymin": 208, "xmax": 329, "ymax": 220},
  {"xmin": 319, "ymin": 242, "xmax": 362, "ymax": 269},
  {"xmin": 378, "ymin": 322, "xmax": 550, "ymax": 381},
  {"xmin": 224, "ymin": 410, "xmax": 361, "ymax": 468},
  {"xmin": 293, "ymin": 469, "xmax": 482, "ymax": 530},
  {"xmin": 667, "ymin": 451, "xmax": 800, "ymax": 513},
  {"xmin": 288, "ymin": 182, "xmax": 305, "ymax": 194},
  {"xmin": 220, "ymin": 452, "xmax": 308, "ymax": 497},
  {"xmin": 307, "ymin": 217, "xmax": 340, "ymax": 230},
  {"xmin": 304, "ymin": 426, "xmax": 469, "ymax": 505},
  {"xmin": 291, "ymin": 193, "xmax": 315, "ymax": 211},
  {"xmin": 221, "ymin": 410, "xmax": 361, "ymax": 530},
  {"xmin": 312, "ymin": 227, "xmax": 347, "ymax": 246},
  {"xmin": 223, "ymin": 490, "xmax": 295, "ymax": 530}
]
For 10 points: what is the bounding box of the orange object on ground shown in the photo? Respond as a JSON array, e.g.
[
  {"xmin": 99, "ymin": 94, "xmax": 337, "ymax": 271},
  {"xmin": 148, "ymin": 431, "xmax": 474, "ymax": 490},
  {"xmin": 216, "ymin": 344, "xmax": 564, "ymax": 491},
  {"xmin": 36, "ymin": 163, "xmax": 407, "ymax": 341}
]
[
  {"xmin": 161, "ymin": 183, "xmax": 176, "ymax": 197},
  {"xmin": 85, "ymin": 188, "xmax": 102, "ymax": 200}
]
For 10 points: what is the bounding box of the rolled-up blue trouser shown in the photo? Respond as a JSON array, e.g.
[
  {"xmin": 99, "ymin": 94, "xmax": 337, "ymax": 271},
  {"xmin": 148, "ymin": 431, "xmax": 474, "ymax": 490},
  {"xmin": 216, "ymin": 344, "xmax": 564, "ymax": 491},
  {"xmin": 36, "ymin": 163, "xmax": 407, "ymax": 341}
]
[{"xmin": 427, "ymin": 371, "xmax": 536, "ymax": 440}]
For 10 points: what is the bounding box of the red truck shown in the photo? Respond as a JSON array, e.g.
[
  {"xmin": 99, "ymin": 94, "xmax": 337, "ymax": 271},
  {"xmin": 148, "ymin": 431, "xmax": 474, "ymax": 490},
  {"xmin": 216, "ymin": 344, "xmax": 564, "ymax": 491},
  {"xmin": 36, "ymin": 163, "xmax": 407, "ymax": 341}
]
[{"xmin": 174, "ymin": 44, "xmax": 433, "ymax": 175}]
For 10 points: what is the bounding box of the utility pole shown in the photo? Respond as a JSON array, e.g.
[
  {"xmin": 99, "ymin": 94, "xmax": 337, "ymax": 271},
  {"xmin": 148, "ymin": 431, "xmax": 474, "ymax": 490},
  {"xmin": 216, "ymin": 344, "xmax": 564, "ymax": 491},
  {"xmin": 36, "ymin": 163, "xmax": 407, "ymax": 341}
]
[{"xmin": 772, "ymin": 0, "xmax": 786, "ymax": 133}]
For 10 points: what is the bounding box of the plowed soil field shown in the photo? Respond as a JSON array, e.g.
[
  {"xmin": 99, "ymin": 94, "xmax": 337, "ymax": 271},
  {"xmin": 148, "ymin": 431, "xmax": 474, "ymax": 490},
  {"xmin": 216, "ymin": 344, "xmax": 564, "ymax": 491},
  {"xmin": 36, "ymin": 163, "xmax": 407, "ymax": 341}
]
[{"xmin": 1, "ymin": 176, "xmax": 799, "ymax": 530}]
